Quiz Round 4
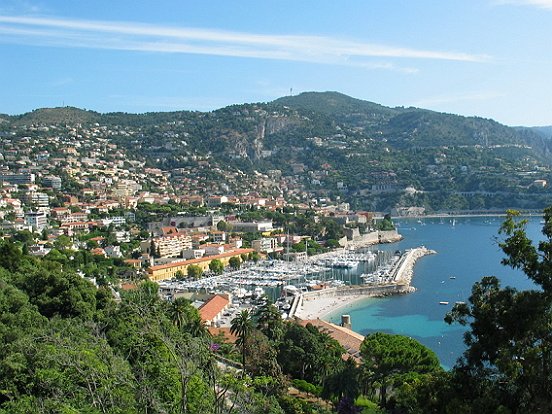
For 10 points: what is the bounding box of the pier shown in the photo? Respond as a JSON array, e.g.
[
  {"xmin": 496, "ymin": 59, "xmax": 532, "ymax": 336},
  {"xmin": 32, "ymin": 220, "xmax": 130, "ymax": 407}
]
[{"xmin": 292, "ymin": 246, "xmax": 435, "ymax": 319}]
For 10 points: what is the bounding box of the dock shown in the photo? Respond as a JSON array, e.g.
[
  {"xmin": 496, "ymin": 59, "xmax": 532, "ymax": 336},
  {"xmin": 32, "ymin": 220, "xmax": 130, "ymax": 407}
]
[{"xmin": 291, "ymin": 246, "xmax": 436, "ymax": 320}]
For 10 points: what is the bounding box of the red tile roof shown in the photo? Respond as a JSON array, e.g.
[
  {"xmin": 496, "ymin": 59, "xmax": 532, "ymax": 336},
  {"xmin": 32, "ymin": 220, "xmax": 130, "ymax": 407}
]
[
  {"xmin": 298, "ymin": 319, "xmax": 364, "ymax": 362},
  {"xmin": 199, "ymin": 294, "xmax": 229, "ymax": 323}
]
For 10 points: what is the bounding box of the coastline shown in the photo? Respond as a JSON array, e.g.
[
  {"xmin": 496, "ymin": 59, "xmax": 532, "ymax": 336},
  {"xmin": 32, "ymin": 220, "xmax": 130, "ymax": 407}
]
[
  {"xmin": 390, "ymin": 212, "xmax": 542, "ymax": 220},
  {"xmin": 294, "ymin": 246, "xmax": 435, "ymax": 321},
  {"xmin": 294, "ymin": 294, "xmax": 370, "ymax": 321}
]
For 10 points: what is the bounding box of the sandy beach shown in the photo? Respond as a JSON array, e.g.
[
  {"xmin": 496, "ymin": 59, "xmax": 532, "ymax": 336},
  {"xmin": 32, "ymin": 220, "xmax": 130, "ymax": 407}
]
[
  {"xmin": 294, "ymin": 294, "xmax": 369, "ymax": 320},
  {"xmin": 294, "ymin": 246, "xmax": 435, "ymax": 321}
]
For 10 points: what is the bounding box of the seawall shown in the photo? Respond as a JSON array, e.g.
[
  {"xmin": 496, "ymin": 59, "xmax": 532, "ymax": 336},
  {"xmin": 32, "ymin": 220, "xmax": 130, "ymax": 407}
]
[{"xmin": 292, "ymin": 246, "xmax": 435, "ymax": 320}]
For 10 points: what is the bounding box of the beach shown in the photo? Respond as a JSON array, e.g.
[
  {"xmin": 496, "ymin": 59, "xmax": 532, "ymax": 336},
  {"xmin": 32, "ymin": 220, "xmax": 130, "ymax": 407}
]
[
  {"xmin": 294, "ymin": 294, "xmax": 368, "ymax": 320},
  {"xmin": 294, "ymin": 246, "xmax": 435, "ymax": 321}
]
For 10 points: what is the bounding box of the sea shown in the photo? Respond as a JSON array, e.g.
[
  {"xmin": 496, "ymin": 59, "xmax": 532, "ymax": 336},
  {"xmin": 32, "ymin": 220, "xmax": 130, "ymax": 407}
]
[{"xmin": 325, "ymin": 215, "xmax": 543, "ymax": 370}]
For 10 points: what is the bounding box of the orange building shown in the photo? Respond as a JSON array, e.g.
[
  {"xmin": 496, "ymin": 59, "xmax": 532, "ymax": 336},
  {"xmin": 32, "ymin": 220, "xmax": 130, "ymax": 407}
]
[{"xmin": 146, "ymin": 248, "xmax": 255, "ymax": 281}]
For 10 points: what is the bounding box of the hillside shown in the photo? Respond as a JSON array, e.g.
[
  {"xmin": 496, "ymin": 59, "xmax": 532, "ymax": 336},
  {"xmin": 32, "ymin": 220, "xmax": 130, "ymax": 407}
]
[{"xmin": 2, "ymin": 92, "xmax": 552, "ymax": 212}]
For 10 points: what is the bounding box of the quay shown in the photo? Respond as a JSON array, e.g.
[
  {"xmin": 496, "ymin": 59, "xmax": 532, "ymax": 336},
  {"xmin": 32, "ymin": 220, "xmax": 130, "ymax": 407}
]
[{"xmin": 292, "ymin": 246, "xmax": 436, "ymax": 320}]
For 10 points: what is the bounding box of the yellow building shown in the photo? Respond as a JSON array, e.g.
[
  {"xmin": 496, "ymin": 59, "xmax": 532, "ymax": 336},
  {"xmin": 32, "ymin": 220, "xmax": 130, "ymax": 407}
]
[{"xmin": 147, "ymin": 248, "xmax": 255, "ymax": 281}]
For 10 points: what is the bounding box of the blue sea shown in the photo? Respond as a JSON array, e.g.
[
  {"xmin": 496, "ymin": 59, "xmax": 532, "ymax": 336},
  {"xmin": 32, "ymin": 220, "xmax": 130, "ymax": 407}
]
[{"xmin": 326, "ymin": 215, "xmax": 542, "ymax": 369}]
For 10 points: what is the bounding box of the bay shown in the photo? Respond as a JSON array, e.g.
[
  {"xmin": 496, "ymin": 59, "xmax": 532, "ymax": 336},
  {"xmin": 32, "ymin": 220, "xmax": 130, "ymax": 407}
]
[{"xmin": 326, "ymin": 215, "xmax": 542, "ymax": 369}]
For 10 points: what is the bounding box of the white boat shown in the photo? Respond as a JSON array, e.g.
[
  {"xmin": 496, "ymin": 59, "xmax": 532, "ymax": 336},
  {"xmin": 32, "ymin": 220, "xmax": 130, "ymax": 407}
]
[
  {"xmin": 253, "ymin": 287, "xmax": 265, "ymax": 298},
  {"xmin": 439, "ymin": 301, "xmax": 449, "ymax": 305},
  {"xmin": 283, "ymin": 285, "xmax": 299, "ymax": 294}
]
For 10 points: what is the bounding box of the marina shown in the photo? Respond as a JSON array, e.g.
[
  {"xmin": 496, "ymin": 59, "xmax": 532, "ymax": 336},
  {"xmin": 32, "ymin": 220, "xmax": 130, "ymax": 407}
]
[{"xmin": 157, "ymin": 243, "xmax": 434, "ymax": 327}]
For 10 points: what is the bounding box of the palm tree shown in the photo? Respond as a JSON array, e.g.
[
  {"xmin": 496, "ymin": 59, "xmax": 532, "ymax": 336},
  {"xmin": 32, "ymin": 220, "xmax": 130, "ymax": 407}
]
[
  {"xmin": 255, "ymin": 300, "xmax": 283, "ymax": 342},
  {"xmin": 167, "ymin": 297, "xmax": 210, "ymax": 338},
  {"xmin": 230, "ymin": 309, "xmax": 253, "ymax": 371}
]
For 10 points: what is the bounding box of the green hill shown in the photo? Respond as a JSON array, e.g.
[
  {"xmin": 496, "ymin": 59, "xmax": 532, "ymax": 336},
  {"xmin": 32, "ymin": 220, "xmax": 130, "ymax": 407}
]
[{"xmin": 4, "ymin": 92, "xmax": 552, "ymax": 211}]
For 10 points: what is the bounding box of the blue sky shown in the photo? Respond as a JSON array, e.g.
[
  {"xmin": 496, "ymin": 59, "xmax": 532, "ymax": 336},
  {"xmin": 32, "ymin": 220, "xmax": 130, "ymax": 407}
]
[{"xmin": 1, "ymin": 0, "xmax": 551, "ymax": 126}]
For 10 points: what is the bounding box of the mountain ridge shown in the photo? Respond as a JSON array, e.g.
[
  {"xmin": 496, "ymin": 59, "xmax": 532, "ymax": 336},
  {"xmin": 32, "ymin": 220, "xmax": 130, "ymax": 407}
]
[{"xmin": 2, "ymin": 91, "xmax": 552, "ymax": 211}]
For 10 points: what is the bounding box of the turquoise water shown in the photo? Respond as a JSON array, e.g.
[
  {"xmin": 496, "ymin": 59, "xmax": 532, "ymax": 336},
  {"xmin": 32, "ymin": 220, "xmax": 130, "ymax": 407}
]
[{"xmin": 327, "ymin": 216, "xmax": 542, "ymax": 369}]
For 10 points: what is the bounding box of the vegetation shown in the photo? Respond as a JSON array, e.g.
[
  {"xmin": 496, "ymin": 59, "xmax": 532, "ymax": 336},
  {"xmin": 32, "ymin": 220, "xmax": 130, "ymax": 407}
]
[
  {"xmin": 208, "ymin": 259, "xmax": 224, "ymax": 275},
  {"xmin": 186, "ymin": 264, "xmax": 203, "ymax": 279},
  {"xmin": 1, "ymin": 205, "xmax": 552, "ymax": 412},
  {"xmin": 5, "ymin": 92, "xmax": 552, "ymax": 212}
]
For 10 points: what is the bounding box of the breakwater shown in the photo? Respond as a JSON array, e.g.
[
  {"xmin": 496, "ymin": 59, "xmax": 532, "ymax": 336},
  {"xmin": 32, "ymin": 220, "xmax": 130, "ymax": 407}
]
[{"xmin": 292, "ymin": 246, "xmax": 435, "ymax": 319}]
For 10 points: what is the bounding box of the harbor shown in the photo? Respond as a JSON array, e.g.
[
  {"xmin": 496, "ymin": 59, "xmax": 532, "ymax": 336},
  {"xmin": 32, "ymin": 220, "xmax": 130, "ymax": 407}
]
[{"xmin": 157, "ymin": 244, "xmax": 435, "ymax": 327}]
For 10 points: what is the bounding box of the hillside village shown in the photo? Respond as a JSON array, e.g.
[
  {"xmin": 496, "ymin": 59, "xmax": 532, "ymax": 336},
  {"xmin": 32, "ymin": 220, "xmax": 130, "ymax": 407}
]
[
  {"xmin": 1, "ymin": 95, "xmax": 552, "ymax": 413},
  {"xmin": 0, "ymin": 114, "xmax": 391, "ymax": 294},
  {"xmin": 2, "ymin": 93, "xmax": 552, "ymax": 294}
]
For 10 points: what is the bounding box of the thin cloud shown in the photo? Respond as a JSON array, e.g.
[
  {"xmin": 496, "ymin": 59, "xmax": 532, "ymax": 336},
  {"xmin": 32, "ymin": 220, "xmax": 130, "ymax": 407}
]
[
  {"xmin": 493, "ymin": 0, "xmax": 552, "ymax": 9},
  {"xmin": 0, "ymin": 14, "xmax": 490, "ymax": 68}
]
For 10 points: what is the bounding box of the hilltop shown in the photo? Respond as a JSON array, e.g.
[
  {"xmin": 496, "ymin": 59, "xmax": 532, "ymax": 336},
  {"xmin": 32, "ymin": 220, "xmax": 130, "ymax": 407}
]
[{"xmin": 2, "ymin": 91, "xmax": 552, "ymax": 212}]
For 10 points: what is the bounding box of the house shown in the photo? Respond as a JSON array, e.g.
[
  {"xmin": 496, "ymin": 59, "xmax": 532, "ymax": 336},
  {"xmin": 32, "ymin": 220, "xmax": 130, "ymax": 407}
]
[
  {"xmin": 24, "ymin": 211, "xmax": 48, "ymax": 232},
  {"xmin": 209, "ymin": 230, "xmax": 227, "ymax": 243},
  {"xmin": 298, "ymin": 319, "xmax": 364, "ymax": 362},
  {"xmin": 198, "ymin": 294, "xmax": 230, "ymax": 327},
  {"xmin": 140, "ymin": 233, "xmax": 193, "ymax": 258},
  {"xmin": 203, "ymin": 243, "xmax": 225, "ymax": 256},
  {"xmin": 230, "ymin": 220, "xmax": 273, "ymax": 232},
  {"xmin": 104, "ymin": 245, "xmax": 123, "ymax": 258}
]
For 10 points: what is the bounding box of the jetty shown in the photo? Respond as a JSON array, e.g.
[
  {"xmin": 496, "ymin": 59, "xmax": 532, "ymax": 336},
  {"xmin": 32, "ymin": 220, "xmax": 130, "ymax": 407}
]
[{"xmin": 292, "ymin": 246, "xmax": 435, "ymax": 320}]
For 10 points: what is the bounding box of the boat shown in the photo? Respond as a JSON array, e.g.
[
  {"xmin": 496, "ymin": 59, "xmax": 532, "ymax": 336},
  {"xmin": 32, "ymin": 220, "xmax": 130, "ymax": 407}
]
[
  {"xmin": 439, "ymin": 301, "xmax": 449, "ymax": 305},
  {"xmin": 253, "ymin": 286, "xmax": 265, "ymax": 299},
  {"xmin": 449, "ymin": 276, "xmax": 456, "ymax": 280}
]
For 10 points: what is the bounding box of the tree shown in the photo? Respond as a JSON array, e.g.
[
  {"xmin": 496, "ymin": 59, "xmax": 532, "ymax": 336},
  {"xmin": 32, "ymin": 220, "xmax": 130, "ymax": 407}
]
[
  {"xmin": 167, "ymin": 297, "xmax": 207, "ymax": 337},
  {"xmin": 278, "ymin": 323, "xmax": 345, "ymax": 386},
  {"xmin": 228, "ymin": 256, "xmax": 241, "ymax": 270},
  {"xmin": 360, "ymin": 332, "xmax": 441, "ymax": 407},
  {"xmin": 445, "ymin": 208, "xmax": 552, "ymax": 412},
  {"xmin": 216, "ymin": 220, "xmax": 232, "ymax": 232},
  {"xmin": 209, "ymin": 259, "xmax": 224, "ymax": 275},
  {"xmin": 377, "ymin": 214, "xmax": 395, "ymax": 231},
  {"xmin": 248, "ymin": 251, "xmax": 260, "ymax": 263},
  {"xmin": 0, "ymin": 240, "xmax": 23, "ymax": 272},
  {"xmin": 230, "ymin": 309, "xmax": 253, "ymax": 371},
  {"xmin": 255, "ymin": 300, "xmax": 284, "ymax": 343},
  {"xmin": 187, "ymin": 264, "xmax": 203, "ymax": 279},
  {"xmin": 53, "ymin": 234, "xmax": 73, "ymax": 251}
]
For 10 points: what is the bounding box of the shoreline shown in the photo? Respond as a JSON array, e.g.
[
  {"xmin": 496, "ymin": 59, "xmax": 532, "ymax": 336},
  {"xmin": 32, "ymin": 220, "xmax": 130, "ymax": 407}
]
[
  {"xmin": 294, "ymin": 246, "xmax": 435, "ymax": 321},
  {"xmin": 390, "ymin": 212, "xmax": 542, "ymax": 220}
]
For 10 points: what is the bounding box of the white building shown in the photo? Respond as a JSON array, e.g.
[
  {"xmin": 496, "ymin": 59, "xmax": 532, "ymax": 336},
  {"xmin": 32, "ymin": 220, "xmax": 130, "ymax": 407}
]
[
  {"xmin": 252, "ymin": 238, "xmax": 280, "ymax": 254},
  {"xmin": 24, "ymin": 211, "xmax": 48, "ymax": 232}
]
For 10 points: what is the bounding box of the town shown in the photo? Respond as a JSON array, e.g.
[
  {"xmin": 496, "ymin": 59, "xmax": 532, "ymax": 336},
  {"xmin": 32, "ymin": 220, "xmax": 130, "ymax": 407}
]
[{"xmin": 0, "ymin": 115, "xmax": 415, "ymax": 329}]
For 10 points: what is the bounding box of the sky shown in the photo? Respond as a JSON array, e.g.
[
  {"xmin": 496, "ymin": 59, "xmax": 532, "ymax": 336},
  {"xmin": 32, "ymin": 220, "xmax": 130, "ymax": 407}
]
[{"xmin": 1, "ymin": 0, "xmax": 552, "ymax": 126}]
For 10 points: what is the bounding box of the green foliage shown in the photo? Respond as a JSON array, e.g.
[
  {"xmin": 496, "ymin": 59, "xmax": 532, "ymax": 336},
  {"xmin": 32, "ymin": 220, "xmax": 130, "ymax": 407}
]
[
  {"xmin": 376, "ymin": 214, "xmax": 395, "ymax": 231},
  {"xmin": 360, "ymin": 332, "xmax": 441, "ymax": 407},
  {"xmin": 228, "ymin": 256, "xmax": 241, "ymax": 270},
  {"xmin": 216, "ymin": 220, "xmax": 232, "ymax": 232},
  {"xmin": 256, "ymin": 300, "xmax": 284, "ymax": 343},
  {"xmin": 230, "ymin": 309, "xmax": 253, "ymax": 370},
  {"xmin": 187, "ymin": 264, "xmax": 203, "ymax": 279},
  {"xmin": 208, "ymin": 258, "xmax": 224, "ymax": 275},
  {"xmin": 12, "ymin": 265, "xmax": 98, "ymax": 320},
  {"xmin": 292, "ymin": 379, "xmax": 322, "ymax": 396},
  {"xmin": 443, "ymin": 207, "xmax": 552, "ymax": 412},
  {"xmin": 0, "ymin": 240, "xmax": 23, "ymax": 272},
  {"xmin": 278, "ymin": 322, "xmax": 345, "ymax": 386}
]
